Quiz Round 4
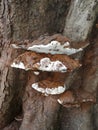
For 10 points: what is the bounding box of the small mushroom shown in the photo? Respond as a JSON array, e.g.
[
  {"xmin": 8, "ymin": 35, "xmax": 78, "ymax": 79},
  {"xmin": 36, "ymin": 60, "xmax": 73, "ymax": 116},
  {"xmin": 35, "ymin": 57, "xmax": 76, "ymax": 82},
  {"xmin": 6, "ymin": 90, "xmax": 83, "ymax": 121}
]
[
  {"xmin": 11, "ymin": 34, "xmax": 89, "ymax": 55},
  {"xmin": 11, "ymin": 52, "xmax": 81, "ymax": 72},
  {"xmin": 33, "ymin": 71, "xmax": 40, "ymax": 75},
  {"xmin": 15, "ymin": 114, "xmax": 23, "ymax": 122},
  {"xmin": 57, "ymin": 89, "xmax": 96, "ymax": 108},
  {"xmin": 57, "ymin": 90, "xmax": 75, "ymax": 105}
]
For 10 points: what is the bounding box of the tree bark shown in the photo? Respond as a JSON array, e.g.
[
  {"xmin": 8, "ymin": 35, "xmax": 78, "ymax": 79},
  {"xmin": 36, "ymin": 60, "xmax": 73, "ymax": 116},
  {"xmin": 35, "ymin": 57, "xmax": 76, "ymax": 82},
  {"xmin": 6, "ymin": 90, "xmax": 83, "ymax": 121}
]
[
  {"xmin": 0, "ymin": 41, "xmax": 27, "ymax": 128},
  {"xmin": 61, "ymin": 1, "xmax": 98, "ymax": 130},
  {"xmin": 60, "ymin": 104, "xmax": 94, "ymax": 130},
  {"xmin": 0, "ymin": 0, "xmax": 70, "ymax": 129},
  {"xmin": 0, "ymin": 0, "xmax": 98, "ymax": 130},
  {"xmin": 63, "ymin": 0, "xmax": 98, "ymax": 41}
]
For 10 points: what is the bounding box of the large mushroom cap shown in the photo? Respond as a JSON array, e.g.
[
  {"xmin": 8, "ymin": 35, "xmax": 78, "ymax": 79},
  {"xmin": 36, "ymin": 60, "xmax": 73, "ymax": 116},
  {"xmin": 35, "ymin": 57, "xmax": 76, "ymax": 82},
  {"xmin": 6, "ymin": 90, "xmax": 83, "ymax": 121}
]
[
  {"xmin": 11, "ymin": 34, "xmax": 87, "ymax": 55},
  {"xmin": 11, "ymin": 52, "xmax": 81, "ymax": 72},
  {"xmin": 32, "ymin": 78, "xmax": 66, "ymax": 95}
]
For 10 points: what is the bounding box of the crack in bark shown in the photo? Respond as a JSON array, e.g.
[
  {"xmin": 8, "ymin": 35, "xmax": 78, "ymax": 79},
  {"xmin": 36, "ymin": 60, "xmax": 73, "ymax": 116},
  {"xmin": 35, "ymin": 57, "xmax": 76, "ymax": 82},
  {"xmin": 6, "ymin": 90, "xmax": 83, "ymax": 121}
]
[{"xmin": 0, "ymin": 0, "xmax": 5, "ymax": 18}]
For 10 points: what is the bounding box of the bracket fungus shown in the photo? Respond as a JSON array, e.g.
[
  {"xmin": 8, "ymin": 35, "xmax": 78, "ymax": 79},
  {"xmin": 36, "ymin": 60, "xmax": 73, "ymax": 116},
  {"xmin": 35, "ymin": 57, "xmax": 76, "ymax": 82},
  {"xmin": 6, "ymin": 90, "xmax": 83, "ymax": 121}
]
[
  {"xmin": 11, "ymin": 34, "xmax": 89, "ymax": 55},
  {"xmin": 32, "ymin": 78, "xmax": 66, "ymax": 96},
  {"xmin": 11, "ymin": 34, "xmax": 89, "ymax": 97},
  {"xmin": 11, "ymin": 51, "xmax": 81, "ymax": 72},
  {"xmin": 57, "ymin": 89, "xmax": 96, "ymax": 108}
]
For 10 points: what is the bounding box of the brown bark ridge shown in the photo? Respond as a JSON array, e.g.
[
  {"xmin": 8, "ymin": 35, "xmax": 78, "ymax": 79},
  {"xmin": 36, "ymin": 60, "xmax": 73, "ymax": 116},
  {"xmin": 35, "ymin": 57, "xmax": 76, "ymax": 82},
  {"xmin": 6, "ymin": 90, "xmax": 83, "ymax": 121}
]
[
  {"xmin": 1, "ymin": 0, "xmax": 70, "ymax": 40},
  {"xmin": 59, "ymin": 41, "xmax": 98, "ymax": 130},
  {"xmin": 60, "ymin": 0, "xmax": 98, "ymax": 129},
  {"xmin": 0, "ymin": 41, "xmax": 27, "ymax": 129},
  {"xmin": 19, "ymin": 73, "xmax": 60, "ymax": 130},
  {"xmin": 60, "ymin": 104, "xmax": 94, "ymax": 130}
]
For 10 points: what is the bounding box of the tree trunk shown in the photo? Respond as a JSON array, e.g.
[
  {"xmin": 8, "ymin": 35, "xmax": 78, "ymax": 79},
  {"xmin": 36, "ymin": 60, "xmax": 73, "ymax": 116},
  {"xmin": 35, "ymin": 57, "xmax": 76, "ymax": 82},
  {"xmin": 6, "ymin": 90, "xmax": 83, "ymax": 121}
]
[
  {"xmin": 63, "ymin": 0, "xmax": 98, "ymax": 41},
  {"xmin": 0, "ymin": 0, "xmax": 70, "ymax": 129},
  {"xmin": 61, "ymin": 1, "xmax": 98, "ymax": 130},
  {"xmin": 0, "ymin": 0, "xmax": 98, "ymax": 130},
  {"xmin": 60, "ymin": 104, "xmax": 94, "ymax": 130}
]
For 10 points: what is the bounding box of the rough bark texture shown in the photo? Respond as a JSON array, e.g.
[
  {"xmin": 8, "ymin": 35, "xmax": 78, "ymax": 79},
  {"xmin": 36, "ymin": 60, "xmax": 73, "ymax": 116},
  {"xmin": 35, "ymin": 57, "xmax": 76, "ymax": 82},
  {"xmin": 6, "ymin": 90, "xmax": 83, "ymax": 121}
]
[
  {"xmin": 0, "ymin": 0, "xmax": 98, "ymax": 130},
  {"xmin": 60, "ymin": 104, "xmax": 94, "ymax": 130},
  {"xmin": 20, "ymin": 83, "xmax": 60, "ymax": 130},
  {"xmin": 61, "ymin": 1, "xmax": 98, "ymax": 130},
  {"xmin": 59, "ymin": 41, "xmax": 98, "ymax": 130},
  {"xmin": 2, "ymin": 0, "xmax": 70, "ymax": 40},
  {"xmin": 63, "ymin": 0, "xmax": 98, "ymax": 41},
  {"xmin": 0, "ymin": 0, "xmax": 70, "ymax": 129},
  {"xmin": 0, "ymin": 43, "xmax": 27, "ymax": 128}
]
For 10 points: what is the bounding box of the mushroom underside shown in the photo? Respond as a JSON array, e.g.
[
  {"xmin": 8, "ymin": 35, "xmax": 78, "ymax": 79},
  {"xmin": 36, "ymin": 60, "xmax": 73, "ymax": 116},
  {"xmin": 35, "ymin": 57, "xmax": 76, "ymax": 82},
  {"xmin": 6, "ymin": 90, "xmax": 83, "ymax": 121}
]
[
  {"xmin": 11, "ymin": 52, "xmax": 81, "ymax": 72},
  {"xmin": 11, "ymin": 34, "xmax": 89, "ymax": 55},
  {"xmin": 32, "ymin": 79, "xmax": 66, "ymax": 95}
]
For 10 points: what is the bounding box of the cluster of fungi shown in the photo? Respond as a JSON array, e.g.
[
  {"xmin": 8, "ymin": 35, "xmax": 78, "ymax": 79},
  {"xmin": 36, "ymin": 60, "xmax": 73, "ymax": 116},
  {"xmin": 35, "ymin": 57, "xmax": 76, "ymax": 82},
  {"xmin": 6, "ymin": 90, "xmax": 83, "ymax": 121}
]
[{"xmin": 11, "ymin": 34, "xmax": 96, "ymax": 108}]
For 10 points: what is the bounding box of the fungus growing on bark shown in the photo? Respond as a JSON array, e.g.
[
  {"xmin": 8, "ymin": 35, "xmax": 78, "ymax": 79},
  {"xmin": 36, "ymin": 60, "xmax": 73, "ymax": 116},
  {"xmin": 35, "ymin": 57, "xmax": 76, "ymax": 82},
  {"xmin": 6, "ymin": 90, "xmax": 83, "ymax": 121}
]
[
  {"xmin": 32, "ymin": 78, "xmax": 66, "ymax": 95},
  {"xmin": 57, "ymin": 89, "xmax": 96, "ymax": 108},
  {"xmin": 11, "ymin": 34, "xmax": 88, "ymax": 55},
  {"xmin": 11, "ymin": 51, "xmax": 80, "ymax": 96},
  {"xmin": 11, "ymin": 34, "xmax": 89, "ymax": 97},
  {"xmin": 11, "ymin": 52, "xmax": 81, "ymax": 72}
]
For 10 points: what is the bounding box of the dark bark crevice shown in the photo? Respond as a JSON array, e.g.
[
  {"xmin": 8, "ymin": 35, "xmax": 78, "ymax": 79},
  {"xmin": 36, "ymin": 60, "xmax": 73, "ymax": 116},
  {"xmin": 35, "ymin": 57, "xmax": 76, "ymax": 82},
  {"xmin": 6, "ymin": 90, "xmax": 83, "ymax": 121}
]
[
  {"xmin": 0, "ymin": 42, "xmax": 27, "ymax": 129},
  {"xmin": 0, "ymin": 0, "xmax": 71, "ymax": 129}
]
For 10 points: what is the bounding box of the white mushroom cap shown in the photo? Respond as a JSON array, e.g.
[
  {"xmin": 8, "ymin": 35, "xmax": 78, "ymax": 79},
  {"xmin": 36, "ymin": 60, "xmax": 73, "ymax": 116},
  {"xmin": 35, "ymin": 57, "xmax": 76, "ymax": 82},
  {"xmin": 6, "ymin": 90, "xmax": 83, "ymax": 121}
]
[
  {"xmin": 11, "ymin": 62, "xmax": 25, "ymax": 70},
  {"xmin": 12, "ymin": 40, "xmax": 83, "ymax": 55},
  {"xmin": 36, "ymin": 57, "xmax": 67, "ymax": 72},
  {"xmin": 28, "ymin": 40, "xmax": 83, "ymax": 55},
  {"xmin": 11, "ymin": 34, "xmax": 90, "ymax": 56},
  {"xmin": 33, "ymin": 71, "xmax": 40, "ymax": 75},
  {"xmin": 32, "ymin": 79, "xmax": 66, "ymax": 95}
]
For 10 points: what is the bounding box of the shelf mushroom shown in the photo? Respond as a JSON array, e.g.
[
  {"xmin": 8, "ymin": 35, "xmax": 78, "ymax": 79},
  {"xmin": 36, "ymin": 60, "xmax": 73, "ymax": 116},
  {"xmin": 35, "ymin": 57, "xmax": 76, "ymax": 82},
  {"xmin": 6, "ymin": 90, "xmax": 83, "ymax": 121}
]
[
  {"xmin": 11, "ymin": 34, "xmax": 89, "ymax": 96},
  {"xmin": 11, "ymin": 34, "xmax": 89, "ymax": 55},
  {"xmin": 57, "ymin": 89, "xmax": 96, "ymax": 108},
  {"xmin": 31, "ymin": 78, "xmax": 66, "ymax": 96},
  {"xmin": 11, "ymin": 51, "xmax": 81, "ymax": 96},
  {"xmin": 11, "ymin": 52, "xmax": 81, "ymax": 72}
]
